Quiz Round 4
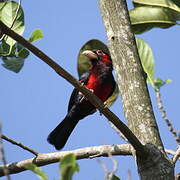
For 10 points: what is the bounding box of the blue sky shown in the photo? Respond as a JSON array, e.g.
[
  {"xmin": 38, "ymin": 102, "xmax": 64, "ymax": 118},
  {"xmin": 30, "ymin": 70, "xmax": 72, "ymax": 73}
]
[{"xmin": 1, "ymin": 0, "xmax": 179, "ymax": 179}]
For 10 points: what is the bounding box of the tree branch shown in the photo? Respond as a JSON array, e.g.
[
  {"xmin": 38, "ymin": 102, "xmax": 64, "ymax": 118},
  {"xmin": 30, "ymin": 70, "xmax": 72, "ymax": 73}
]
[
  {"xmin": 0, "ymin": 144, "xmax": 177, "ymax": 177},
  {"xmin": 1, "ymin": 135, "xmax": 39, "ymax": 156},
  {"xmin": 99, "ymin": 0, "xmax": 164, "ymax": 150},
  {"xmin": 173, "ymin": 145, "xmax": 180, "ymax": 164},
  {"xmin": 0, "ymin": 126, "xmax": 11, "ymax": 180},
  {"xmin": 99, "ymin": 0, "xmax": 174, "ymax": 179},
  {"xmin": 0, "ymin": 21, "xmax": 146, "ymax": 155},
  {"xmin": 156, "ymin": 90, "xmax": 180, "ymax": 145},
  {"xmin": 0, "ymin": 144, "xmax": 132, "ymax": 177}
]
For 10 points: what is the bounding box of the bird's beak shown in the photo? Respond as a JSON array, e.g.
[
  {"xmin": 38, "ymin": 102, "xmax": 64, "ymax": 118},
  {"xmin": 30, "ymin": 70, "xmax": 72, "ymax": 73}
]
[{"xmin": 82, "ymin": 50, "xmax": 98, "ymax": 60}]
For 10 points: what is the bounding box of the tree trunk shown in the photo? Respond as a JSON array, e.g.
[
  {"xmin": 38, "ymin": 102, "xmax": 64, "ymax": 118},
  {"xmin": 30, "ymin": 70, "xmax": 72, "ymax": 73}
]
[{"xmin": 99, "ymin": 0, "xmax": 174, "ymax": 179}]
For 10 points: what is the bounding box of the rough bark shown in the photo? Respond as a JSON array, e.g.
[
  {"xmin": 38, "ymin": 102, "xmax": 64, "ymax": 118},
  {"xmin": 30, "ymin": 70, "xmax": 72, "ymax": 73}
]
[{"xmin": 99, "ymin": 0, "xmax": 174, "ymax": 179}]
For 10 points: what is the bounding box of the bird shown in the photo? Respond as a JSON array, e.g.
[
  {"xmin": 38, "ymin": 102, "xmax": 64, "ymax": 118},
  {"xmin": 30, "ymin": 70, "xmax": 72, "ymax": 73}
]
[{"xmin": 47, "ymin": 49, "xmax": 116, "ymax": 150}]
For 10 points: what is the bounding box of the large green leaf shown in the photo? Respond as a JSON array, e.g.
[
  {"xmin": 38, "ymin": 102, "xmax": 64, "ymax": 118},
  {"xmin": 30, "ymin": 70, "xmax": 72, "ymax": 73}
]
[
  {"xmin": 136, "ymin": 37, "xmax": 155, "ymax": 87},
  {"xmin": 0, "ymin": 2, "xmax": 6, "ymax": 12},
  {"xmin": 171, "ymin": 0, "xmax": 180, "ymax": 7},
  {"xmin": 25, "ymin": 164, "xmax": 48, "ymax": 180},
  {"xmin": 0, "ymin": 1, "xmax": 25, "ymax": 46},
  {"xmin": 133, "ymin": 0, "xmax": 180, "ymax": 12},
  {"xmin": 77, "ymin": 39, "xmax": 119, "ymax": 107},
  {"xmin": 60, "ymin": 154, "xmax": 79, "ymax": 180},
  {"xmin": 130, "ymin": 6, "xmax": 179, "ymax": 34}
]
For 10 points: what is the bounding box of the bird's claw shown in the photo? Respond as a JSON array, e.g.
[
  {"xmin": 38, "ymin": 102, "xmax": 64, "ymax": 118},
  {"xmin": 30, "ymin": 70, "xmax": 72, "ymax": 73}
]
[{"xmin": 79, "ymin": 88, "xmax": 94, "ymax": 102}]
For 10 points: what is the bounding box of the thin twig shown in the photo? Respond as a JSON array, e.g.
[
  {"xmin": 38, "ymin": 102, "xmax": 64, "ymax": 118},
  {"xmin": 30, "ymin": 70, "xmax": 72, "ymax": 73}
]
[
  {"xmin": 97, "ymin": 153, "xmax": 118, "ymax": 180},
  {"xmin": 108, "ymin": 152, "xmax": 118, "ymax": 175},
  {"xmin": 2, "ymin": 135, "xmax": 39, "ymax": 156},
  {"xmin": 108, "ymin": 121, "xmax": 128, "ymax": 142},
  {"xmin": 173, "ymin": 145, "xmax": 180, "ymax": 164},
  {"xmin": 0, "ymin": 125, "xmax": 11, "ymax": 180},
  {"xmin": 0, "ymin": 21, "xmax": 147, "ymax": 157},
  {"xmin": 156, "ymin": 90, "xmax": 180, "ymax": 145},
  {"xmin": 97, "ymin": 159, "xmax": 109, "ymax": 178}
]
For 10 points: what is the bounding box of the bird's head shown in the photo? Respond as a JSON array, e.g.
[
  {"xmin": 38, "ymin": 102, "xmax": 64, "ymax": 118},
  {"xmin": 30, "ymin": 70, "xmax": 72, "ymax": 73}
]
[{"xmin": 82, "ymin": 49, "xmax": 112, "ymax": 66}]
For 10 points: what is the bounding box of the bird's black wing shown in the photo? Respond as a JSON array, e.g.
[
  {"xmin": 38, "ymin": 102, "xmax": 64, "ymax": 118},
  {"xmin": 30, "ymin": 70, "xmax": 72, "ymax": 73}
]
[{"xmin": 67, "ymin": 71, "xmax": 90, "ymax": 112}]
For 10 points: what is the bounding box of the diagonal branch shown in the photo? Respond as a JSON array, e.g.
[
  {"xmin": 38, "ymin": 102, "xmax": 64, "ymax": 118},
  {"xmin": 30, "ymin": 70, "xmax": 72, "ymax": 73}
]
[
  {"xmin": 0, "ymin": 21, "xmax": 147, "ymax": 156},
  {"xmin": 1, "ymin": 135, "xmax": 39, "ymax": 156}
]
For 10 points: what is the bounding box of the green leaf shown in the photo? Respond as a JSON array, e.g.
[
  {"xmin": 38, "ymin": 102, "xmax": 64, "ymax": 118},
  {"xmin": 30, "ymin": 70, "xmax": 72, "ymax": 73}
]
[
  {"xmin": 18, "ymin": 47, "xmax": 29, "ymax": 58},
  {"xmin": 16, "ymin": 43, "xmax": 30, "ymax": 58},
  {"xmin": 2, "ymin": 56, "xmax": 25, "ymax": 73},
  {"xmin": 165, "ymin": 79, "xmax": 172, "ymax": 84},
  {"xmin": 60, "ymin": 154, "xmax": 79, "ymax": 180},
  {"xmin": 0, "ymin": 42, "xmax": 30, "ymax": 73},
  {"xmin": 0, "ymin": 1, "xmax": 25, "ymax": 46},
  {"xmin": 130, "ymin": 6, "xmax": 179, "ymax": 34},
  {"xmin": 0, "ymin": 2, "xmax": 6, "ymax": 11},
  {"xmin": 29, "ymin": 29, "xmax": 44, "ymax": 43},
  {"xmin": 25, "ymin": 164, "xmax": 48, "ymax": 180},
  {"xmin": 154, "ymin": 78, "xmax": 172, "ymax": 90},
  {"xmin": 171, "ymin": 0, "xmax": 180, "ymax": 7},
  {"xmin": 77, "ymin": 39, "xmax": 119, "ymax": 107},
  {"xmin": 0, "ymin": 40, "xmax": 10, "ymax": 56},
  {"xmin": 133, "ymin": 0, "xmax": 180, "ymax": 12},
  {"xmin": 135, "ymin": 37, "xmax": 155, "ymax": 87}
]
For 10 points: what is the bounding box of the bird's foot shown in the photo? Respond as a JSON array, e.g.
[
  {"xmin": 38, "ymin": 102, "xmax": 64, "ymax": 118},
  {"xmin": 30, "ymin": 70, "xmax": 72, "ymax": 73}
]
[{"xmin": 79, "ymin": 88, "xmax": 94, "ymax": 102}]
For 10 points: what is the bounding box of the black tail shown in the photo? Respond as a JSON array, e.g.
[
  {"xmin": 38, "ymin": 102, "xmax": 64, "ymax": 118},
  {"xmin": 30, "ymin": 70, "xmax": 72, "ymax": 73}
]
[{"xmin": 47, "ymin": 116, "xmax": 79, "ymax": 150}]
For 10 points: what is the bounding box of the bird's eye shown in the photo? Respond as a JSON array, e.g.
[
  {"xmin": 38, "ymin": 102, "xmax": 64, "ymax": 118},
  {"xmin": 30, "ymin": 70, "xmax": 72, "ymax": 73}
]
[{"xmin": 96, "ymin": 50, "xmax": 103, "ymax": 55}]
